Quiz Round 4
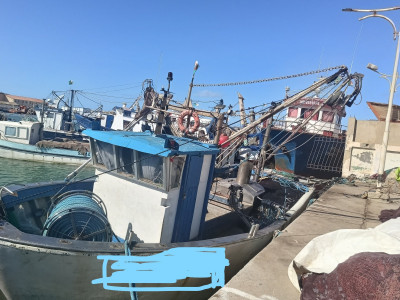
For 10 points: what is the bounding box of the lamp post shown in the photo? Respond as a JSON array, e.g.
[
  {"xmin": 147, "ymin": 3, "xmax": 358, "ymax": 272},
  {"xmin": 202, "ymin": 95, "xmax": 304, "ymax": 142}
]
[{"xmin": 343, "ymin": 6, "xmax": 400, "ymax": 187}]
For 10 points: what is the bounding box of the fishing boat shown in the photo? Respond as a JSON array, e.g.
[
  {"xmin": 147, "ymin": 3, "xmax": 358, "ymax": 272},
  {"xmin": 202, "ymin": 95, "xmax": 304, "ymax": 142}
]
[
  {"xmin": 0, "ymin": 129, "xmax": 314, "ymax": 300},
  {"xmin": 237, "ymin": 97, "xmax": 350, "ymax": 179},
  {"xmin": 266, "ymin": 96, "xmax": 348, "ymax": 178},
  {"xmin": 0, "ymin": 120, "xmax": 90, "ymax": 164},
  {"xmin": 211, "ymin": 69, "xmax": 363, "ymax": 182}
]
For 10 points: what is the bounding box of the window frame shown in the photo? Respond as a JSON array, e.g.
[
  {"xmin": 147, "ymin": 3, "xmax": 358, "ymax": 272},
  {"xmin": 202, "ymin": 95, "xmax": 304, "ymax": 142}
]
[
  {"xmin": 5, "ymin": 126, "xmax": 17, "ymax": 137},
  {"xmin": 90, "ymin": 138, "xmax": 186, "ymax": 192},
  {"xmin": 4, "ymin": 126, "xmax": 30, "ymax": 140}
]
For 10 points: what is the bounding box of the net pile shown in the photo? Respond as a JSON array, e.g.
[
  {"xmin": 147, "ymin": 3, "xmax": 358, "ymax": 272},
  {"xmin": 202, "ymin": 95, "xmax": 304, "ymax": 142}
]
[
  {"xmin": 301, "ymin": 252, "xmax": 400, "ymax": 300},
  {"xmin": 379, "ymin": 206, "xmax": 400, "ymax": 223},
  {"xmin": 36, "ymin": 140, "xmax": 90, "ymax": 155}
]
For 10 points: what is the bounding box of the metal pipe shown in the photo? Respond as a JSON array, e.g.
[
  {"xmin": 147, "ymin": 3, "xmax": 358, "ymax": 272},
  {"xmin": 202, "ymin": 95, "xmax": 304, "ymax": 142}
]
[
  {"xmin": 359, "ymin": 14, "xmax": 397, "ymax": 39},
  {"xmin": 64, "ymin": 158, "xmax": 92, "ymax": 183},
  {"xmin": 343, "ymin": 7, "xmax": 400, "ymax": 13}
]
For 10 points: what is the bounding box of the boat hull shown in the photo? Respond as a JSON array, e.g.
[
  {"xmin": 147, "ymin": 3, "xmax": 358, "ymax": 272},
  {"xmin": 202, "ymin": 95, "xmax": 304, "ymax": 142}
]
[
  {"xmin": 0, "ymin": 181, "xmax": 313, "ymax": 300},
  {"xmin": 0, "ymin": 219, "xmax": 282, "ymax": 300},
  {"xmin": 0, "ymin": 139, "xmax": 90, "ymax": 165},
  {"xmin": 269, "ymin": 128, "xmax": 345, "ymax": 179}
]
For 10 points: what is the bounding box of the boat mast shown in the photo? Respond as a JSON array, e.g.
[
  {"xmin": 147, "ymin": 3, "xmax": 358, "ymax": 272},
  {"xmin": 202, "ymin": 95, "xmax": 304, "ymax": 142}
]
[
  {"xmin": 183, "ymin": 61, "xmax": 199, "ymax": 108},
  {"xmin": 238, "ymin": 92, "xmax": 247, "ymax": 128},
  {"xmin": 66, "ymin": 89, "xmax": 75, "ymax": 132},
  {"xmin": 155, "ymin": 72, "xmax": 173, "ymax": 135}
]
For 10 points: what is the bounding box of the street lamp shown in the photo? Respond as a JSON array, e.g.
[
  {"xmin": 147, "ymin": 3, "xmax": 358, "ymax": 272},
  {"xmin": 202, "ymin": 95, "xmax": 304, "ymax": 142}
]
[
  {"xmin": 367, "ymin": 63, "xmax": 400, "ymax": 91},
  {"xmin": 343, "ymin": 6, "xmax": 400, "ymax": 187}
]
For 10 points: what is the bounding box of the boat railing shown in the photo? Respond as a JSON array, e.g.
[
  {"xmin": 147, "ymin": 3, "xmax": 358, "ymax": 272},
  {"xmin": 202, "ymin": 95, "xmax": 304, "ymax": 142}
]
[{"xmin": 272, "ymin": 120, "xmax": 346, "ymax": 136}]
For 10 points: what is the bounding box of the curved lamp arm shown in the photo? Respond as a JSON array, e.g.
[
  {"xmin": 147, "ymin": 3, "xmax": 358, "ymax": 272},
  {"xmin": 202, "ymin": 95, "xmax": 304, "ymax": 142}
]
[{"xmin": 359, "ymin": 14, "xmax": 398, "ymax": 39}]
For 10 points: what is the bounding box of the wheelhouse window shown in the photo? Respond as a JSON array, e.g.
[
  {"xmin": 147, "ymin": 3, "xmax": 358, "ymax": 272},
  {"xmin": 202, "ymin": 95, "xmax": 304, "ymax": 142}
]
[
  {"xmin": 321, "ymin": 111, "xmax": 334, "ymax": 123},
  {"xmin": 90, "ymin": 138, "xmax": 186, "ymax": 191},
  {"xmin": 137, "ymin": 151, "xmax": 164, "ymax": 187},
  {"xmin": 5, "ymin": 126, "xmax": 17, "ymax": 137},
  {"xmin": 18, "ymin": 127, "xmax": 28, "ymax": 139},
  {"xmin": 168, "ymin": 156, "xmax": 185, "ymax": 189},
  {"xmin": 117, "ymin": 146, "xmax": 135, "ymax": 176},
  {"xmin": 93, "ymin": 140, "xmax": 116, "ymax": 170},
  {"xmin": 288, "ymin": 107, "xmax": 298, "ymax": 118},
  {"xmin": 300, "ymin": 108, "xmax": 318, "ymax": 120}
]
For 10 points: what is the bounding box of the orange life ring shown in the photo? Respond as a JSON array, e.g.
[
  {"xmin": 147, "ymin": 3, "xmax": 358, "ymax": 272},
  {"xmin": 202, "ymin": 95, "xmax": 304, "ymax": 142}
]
[{"xmin": 178, "ymin": 110, "xmax": 200, "ymax": 134}]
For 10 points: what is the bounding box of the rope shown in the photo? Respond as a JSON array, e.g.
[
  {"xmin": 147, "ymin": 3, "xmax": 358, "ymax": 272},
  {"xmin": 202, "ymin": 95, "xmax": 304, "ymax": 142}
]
[
  {"xmin": 42, "ymin": 192, "xmax": 112, "ymax": 242},
  {"xmin": 124, "ymin": 223, "xmax": 139, "ymax": 300},
  {"xmin": 193, "ymin": 66, "xmax": 345, "ymax": 87},
  {"xmin": 270, "ymin": 175, "xmax": 309, "ymax": 193}
]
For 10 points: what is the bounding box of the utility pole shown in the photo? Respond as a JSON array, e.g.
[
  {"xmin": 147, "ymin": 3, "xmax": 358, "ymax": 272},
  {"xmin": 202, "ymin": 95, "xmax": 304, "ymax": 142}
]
[{"xmin": 343, "ymin": 6, "xmax": 400, "ymax": 187}]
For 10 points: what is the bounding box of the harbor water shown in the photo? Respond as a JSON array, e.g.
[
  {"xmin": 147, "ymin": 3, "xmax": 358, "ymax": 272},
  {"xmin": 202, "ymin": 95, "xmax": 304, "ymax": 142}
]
[
  {"xmin": 0, "ymin": 157, "xmax": 95, "ymax": 187},
  {"xmin": 0, "ymin": 157, "xmax": 94, "ymax": 300}
]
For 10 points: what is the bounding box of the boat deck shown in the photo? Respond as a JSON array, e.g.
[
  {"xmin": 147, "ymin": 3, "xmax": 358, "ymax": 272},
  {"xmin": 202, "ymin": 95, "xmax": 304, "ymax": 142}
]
[{"xmin": 210, "ymin": 181, "xmax": 400, "ymax": 300}]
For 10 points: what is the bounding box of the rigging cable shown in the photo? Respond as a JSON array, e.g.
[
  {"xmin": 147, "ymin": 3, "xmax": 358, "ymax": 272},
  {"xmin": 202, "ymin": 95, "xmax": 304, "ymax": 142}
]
[{"xmin": 193, "ymin": 66, "xmax": 345, "ymax": 87}]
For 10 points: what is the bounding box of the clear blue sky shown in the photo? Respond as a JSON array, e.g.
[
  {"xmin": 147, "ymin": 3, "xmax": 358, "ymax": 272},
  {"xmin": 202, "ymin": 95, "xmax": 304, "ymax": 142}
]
[{"xmin": 1, "ymin": 0, "xmax": 400, "ymax": 124}]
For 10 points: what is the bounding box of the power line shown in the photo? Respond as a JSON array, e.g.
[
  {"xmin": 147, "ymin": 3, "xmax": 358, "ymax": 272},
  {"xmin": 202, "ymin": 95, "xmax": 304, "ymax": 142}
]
[{"xmin": 80, "ymin": 82, "xmax": 143, "ymax": 91}]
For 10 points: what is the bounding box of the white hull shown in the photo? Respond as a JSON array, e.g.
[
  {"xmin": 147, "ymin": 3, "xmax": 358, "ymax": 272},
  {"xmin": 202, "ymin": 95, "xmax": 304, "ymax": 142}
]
[{"xmin": 0, "ymin": 142, "xmax": 89, "ymax": 165}]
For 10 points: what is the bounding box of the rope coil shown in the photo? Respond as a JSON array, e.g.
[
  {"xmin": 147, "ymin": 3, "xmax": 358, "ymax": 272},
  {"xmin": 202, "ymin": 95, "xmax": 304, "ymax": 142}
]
[{"xmin": 43, "ymin": 191, "xmax": 112, "ymax": 242}]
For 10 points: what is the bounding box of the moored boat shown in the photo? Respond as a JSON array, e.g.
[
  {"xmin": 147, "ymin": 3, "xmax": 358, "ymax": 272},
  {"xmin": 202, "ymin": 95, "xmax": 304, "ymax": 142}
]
[
  {"xmin": 0, "ymin": 129, "xmax": 314, "ymax": 299},
  {"xmin": 0, "ymin": 120, "xmax": 90, "ymax": 164},
  {"xmin": 267, "ymin": 96, "xmax": 347, "ymax": 178}
]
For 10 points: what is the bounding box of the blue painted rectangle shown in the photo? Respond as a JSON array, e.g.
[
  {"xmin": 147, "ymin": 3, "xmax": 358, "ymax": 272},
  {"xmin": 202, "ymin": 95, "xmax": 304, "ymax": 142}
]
[{"xmin": 92, "ymin": 247, "xmax": 229, "ymax": 292}]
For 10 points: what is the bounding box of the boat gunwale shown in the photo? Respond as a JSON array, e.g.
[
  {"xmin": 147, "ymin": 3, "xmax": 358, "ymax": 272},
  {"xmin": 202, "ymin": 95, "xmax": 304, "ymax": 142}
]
[{"xmin": 0, "ymin": 219, "xmax": 285, "ymax": 255}]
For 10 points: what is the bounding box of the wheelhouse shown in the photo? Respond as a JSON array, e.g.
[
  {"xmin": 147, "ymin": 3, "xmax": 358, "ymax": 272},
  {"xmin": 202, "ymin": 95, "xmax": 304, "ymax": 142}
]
[{"xmin": 84, "ymin": 130, "xmax": 219, "ymax": 244}]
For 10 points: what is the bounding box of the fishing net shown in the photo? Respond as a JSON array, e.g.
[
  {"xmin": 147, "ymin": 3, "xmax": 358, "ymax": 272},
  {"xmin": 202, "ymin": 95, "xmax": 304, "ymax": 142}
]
[
  {"xmin": 36, "ymin": 140, "xmax": 90, "ymax": 155},
  {"xmin": 300, "ymin": 252, "xmax": 400, "ymax": 300},
  {"xmin": 379, "ymin": 206, "xmax": 400, "ymax": 223}
]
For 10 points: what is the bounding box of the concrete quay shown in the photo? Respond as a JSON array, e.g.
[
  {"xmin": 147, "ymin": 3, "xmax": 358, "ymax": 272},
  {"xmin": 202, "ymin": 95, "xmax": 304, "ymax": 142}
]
[{"xmin": 211, "ymin": 181, "xmax": 400, "ymax": 300}]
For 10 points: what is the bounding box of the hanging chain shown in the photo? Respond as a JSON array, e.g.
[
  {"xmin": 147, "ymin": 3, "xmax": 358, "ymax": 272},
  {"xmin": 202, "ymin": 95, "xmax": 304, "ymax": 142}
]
[{"xmin": 193, "ymin": 65, "xmax": 346, "ymax": 87}]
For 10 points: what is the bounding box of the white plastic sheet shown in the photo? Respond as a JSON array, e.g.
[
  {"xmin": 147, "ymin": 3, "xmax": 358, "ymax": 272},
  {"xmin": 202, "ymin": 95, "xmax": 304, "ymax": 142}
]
[{"xmin": 288, "ymin": 217, "xmax": 400, "ymax": 291}]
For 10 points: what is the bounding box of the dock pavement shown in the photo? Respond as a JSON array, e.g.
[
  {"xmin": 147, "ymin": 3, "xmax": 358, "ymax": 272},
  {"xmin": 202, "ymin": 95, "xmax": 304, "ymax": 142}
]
[{"xmin": 210, "ymin": 181, "xmax": 400, "ymax": 300}]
